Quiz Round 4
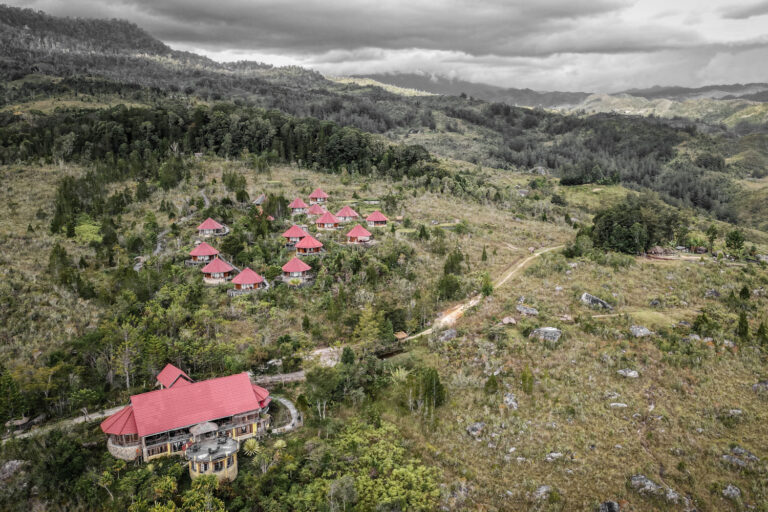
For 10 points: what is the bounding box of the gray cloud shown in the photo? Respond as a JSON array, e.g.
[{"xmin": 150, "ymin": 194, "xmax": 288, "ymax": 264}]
[
  {"xmin": 722, "ymin": 1, "xmax": 768, "ymax": 19},
  {"xmin": 9, "ymin": 0, "xmax": 768, "ymax": 92}
]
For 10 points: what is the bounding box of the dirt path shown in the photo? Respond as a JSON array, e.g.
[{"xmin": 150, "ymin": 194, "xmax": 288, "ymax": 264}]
[
  {"xmin": 2, "ymin": 405, "xmax": 125, "ymax": 445},
  {"xmin": 405, "ymin": 245, "xmax": 563, "ymax": 341}
]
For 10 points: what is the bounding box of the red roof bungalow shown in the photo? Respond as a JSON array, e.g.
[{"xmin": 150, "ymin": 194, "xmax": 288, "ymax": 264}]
[
  {"xmin": 156, "ymin": 363, "xmax": 193, "ymax": 389},
  {"xmin": 346, "ymin": 224, "xmax": 372, "ymax": 244},
  {"xmin": 282, "ymin": 257, "xmax": 312, "ymax": 283},
  {"xmin": 316, "ymin": 211, "xmax": 340, "ymax": 230},
  {"xmin": 296, "ymin": 235, "xmax": 323, "ymax": 255},
  {"xmin": 282, "ymin": 225, "xmax": 309, "ymax": 245},
  {"xmin": 201, "ymin": 258, "xmax": 234, "ymax": 284},
  {"xmin": 289, "ymin": 198, "xmax": 308, "ymax": 215},
  {"xmin": 197, "ymin": 218, "xmax": 227, "ymax": 237},
  {"xmin": 229, "ymin": 268, "xmax": 266, "ymax": 295},
  {"xmin": 188, "ymin": 242, "xmax": 219, "ymax": 264},
  {"xmin": 366, "ymin": 210, "xmax": 389, "ymax": 227},
  {"xmin": 309, "ymin": 188, "xmax": 329, "ymax": 205},
  {"xmin": 101, "ymin": 370, "xmax": 271, "ymax": 468},
  {"xmin": 307, "ymin": 203, "xmax": 327, "ymax": 217},
  {"xmin": 336, "ymin": 206, "xmax": 359, "ymax": 223}
]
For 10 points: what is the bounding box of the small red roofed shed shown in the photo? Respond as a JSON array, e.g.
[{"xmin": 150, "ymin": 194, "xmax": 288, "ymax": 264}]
[
  {"xmin": 289, "ymin": 198, "xmax": 308, "ymax": 215},
  {"xmin": 309, "ymin": 188, "xmax": 329, "ymax": 204},
  {"xmin": 201, "ymin": 258, "xmax": 234, "ymax": 284},
  {"xmin": 282, "ymin": 257, "xmax": 311, "ymax": 281},
  {"xmin": 197, "ymin": 218, "xmax": 225, "ymax": 236},
  {"xmin": 307, "ymin": 203, "xmax": 327, "ymax": 216},
  {"xmin": 346, "ymin": 224, "xmax": 372, "ymax": 244},
  {"xmin": 189, "ymin": 242, "xmax": 219, "ymax": 263},
  {"xmin": 316, "ymin": 211, "xmax": 340, "ymax": 230},
  {"xmin": 296, "ymin": 235, "xmax": 323, "ymax": 254},
  {"xmin": 336, "ymin": 206, "xmax": 359, "ymax": 222},
  {"xmin": 231, "ymin": 268, "xmax": 265, "ymax": 290},
  {"xmin": 366, "ymin": 210, "xmax": 389, "ymax": 227},
  {"xmin": 282, "ymin": 225, "xmax": 309, "ymax": 244}
]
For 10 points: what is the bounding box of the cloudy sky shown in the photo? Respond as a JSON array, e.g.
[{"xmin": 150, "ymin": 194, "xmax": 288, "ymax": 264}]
[{"xmin": 10, "ymin": 0, "xmax": 768, "ymax": 92}]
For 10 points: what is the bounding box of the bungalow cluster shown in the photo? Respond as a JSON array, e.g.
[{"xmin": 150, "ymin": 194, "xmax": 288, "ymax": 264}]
[{"xmin": 189, "ymin": 187, "xmax": 390, "ymax": 291}]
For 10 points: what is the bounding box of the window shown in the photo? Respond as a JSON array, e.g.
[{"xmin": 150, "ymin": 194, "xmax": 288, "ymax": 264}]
[
  {"xmin": 214, "ymin": 460, "xmax": 224, "ymax": 472},
  {"xmin": 147, "ymin": 444, "xmax": 166, "ymax": 457},
  {"xmin": 227, "ymin": 455, "xmax": 235, "ymax": 468},
  {"xmin": 200, "ymin": 462, "xmax": 208, "ymax": 472}
]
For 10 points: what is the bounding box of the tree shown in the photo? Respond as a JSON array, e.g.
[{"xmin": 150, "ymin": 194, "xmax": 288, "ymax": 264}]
[
  {"xmin": 181, "ymin": 475, "xmax": 224, "ymax": 512},
  {"xmin": 436, "ymin": 274, "xmax": 461, "ymax": 300},
  {"xmin": 757, "ymin": 321, "xmax": 768, "ymax": 346},
  {"xmin": 242, "ymin": 438, "xmax": 260, "ymax": 456},
  {"xmin": 353, "ymin": 305, "xmax": 383, "ymax": 351},
  {"xmin": 521, "ymin": 364, "xmax": 534, "ymax": 394},
  {"xmin": 328, "ymin": 474, "xmax": 358, "ymax": 512},
  {"xmin": 481, "ymin": 246, "xmax": 488, "ymax": 262},
  {"xmin": 739, "ymin": 285, "xmax": 751, "ymax": 301},
  {"xmin": 737, "ymin": 311, "xmax": 749, "ymax": 340},
  {"xmin": 725, "ymin": 229, "xmax": 745, "ymax": 252},
  {"xmin": 706, "ymin": 223, "xmax": 718, "ymax": 250},
  {"xmin": 305, "ymin": 366, "xmax": 340, "ymax": 420},
  {"xmin": 341, "ymin": 347, "xmax": 355, "ymax": 365},
  {"xmin": 480, "ymin": 273, "xmax": 493, "ymax": 297},
  {"xmin": 484, "ymin": 375, "xmax": 499, "ymax": 395}
]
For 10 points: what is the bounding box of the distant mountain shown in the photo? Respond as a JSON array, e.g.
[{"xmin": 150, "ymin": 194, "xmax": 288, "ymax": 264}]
[
  {"xmin": 621, "ymin": 83, "xmax": 768, "ymax": 101},
  {"xmin": 354, "ymin": 72, "xmax": 591, "ymax": 107}
]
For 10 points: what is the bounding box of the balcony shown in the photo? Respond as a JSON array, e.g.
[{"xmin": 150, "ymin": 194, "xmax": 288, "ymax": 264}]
[{"xmin": 107, "ymin": 436, "xmax": 141, "ymax": 461}]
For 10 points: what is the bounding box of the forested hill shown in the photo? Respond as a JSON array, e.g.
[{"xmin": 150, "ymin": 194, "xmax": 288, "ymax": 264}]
[
  {"xmin": 0, "ymin": 5, "xmax": 172, "ymax": 56},
  {"xmin": 2, "ymin": 4, "xmax": 768, "ymax": 231}
]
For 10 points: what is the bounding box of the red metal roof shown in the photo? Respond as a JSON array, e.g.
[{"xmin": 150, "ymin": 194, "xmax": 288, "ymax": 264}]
[
  {"xmin": 282, "ymin": 225, "xmax": 309, "ymax": 239},
  {"xmin": 201, "ymin": 258, "xmax": 233, "ymax": 274},
  {"xmin": 197, "ymin": 218, "xmax": 223, "ymax": 230},
  {"xmin": 100, "ymin": 405, "xmax": 138, "ymax": 435},
  {"xmin": 282, "ymin": 257, "xmax": 311, "ymax": 273},
  {"xmin": 296, "ymin": 235, "xmax": 323, "ymax": 249},
  {"xmin": 307, "ymin": 203, "xmax": 327, "ymax": 215},
  {"xmin": 336, "ymin": 206, "xmax": 359, "ymax": 218},
  {"xmin": 346, "ymin": 224, "xmax": 372, "ymax": 238},
  {"xmin": 316, "ymin": 212, "xmax": 339, "ymax": 225},
  {"xmin": 232, "ymin": 268, "xmax": 264, "ymax": 285},
  {"xmin": 156, "ymin": 363, "xmax": 192, "ymax": 389},
  {"xmin": 366, "ymin": 210, "xmax": 389, "ymax": 222},
  {"xmin": 127, "ymin": 373, "xmax": 270, "ymax": 438},
  {"xmin": 189, "ymin": 242, "xmax": 219, "ymax": 257},
  {"xmin": 309, "ymin": 188, "xmax": 329, "ymax": 199},
  {"xmin": 289, "ymin": 198, "xmax": 308, "ymax": 209}
]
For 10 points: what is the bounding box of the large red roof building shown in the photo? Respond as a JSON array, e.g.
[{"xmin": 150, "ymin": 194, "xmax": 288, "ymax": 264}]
[
  {"xmin": 308, "ymin": 188, "xmax": 329, "ymax": 204},
  {"xmin": 230, "ymin": 268, "xmax": 266, "ymax": 294},
  {"xmin": 307, "ymin": 203, "xmax": 327, "ymax": 216},
  {"xmin": 101, "ymin": 368, "xmax": 271, "ymax": 468}
]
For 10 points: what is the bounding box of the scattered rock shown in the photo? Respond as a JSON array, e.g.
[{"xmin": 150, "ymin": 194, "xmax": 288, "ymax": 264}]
[
  {"xmin": 532, "ymin": 485, "xmax": 552, "ymax": 501},
  {"xmin": 439, "ymin": 329, "xmax": 457, "ymax": 342},
  {"xmin": 609, "ymin": 403, "xmax": 628, "ymax": 409},
  {"xmin": 727, "ymin": 408, "xmax": 742, "ymax": 417},
  {"xmin": 752, "ymin": 380, "xmax": 768, "ymax": 393},
  {"xmin": 617, "ymin": 369, "xmax": 639, "ymax": 379},
  {"xmin": 722, "ymin": 484, "xmax": 741, "ymax": 500},
  {"xmin": 649, "ymin": 298, "xmax": 661, "ymax": 307},
  {"xmin": 559, "ymin": 314, "xmax": 574, "ymax": 323},
  {"xmin": 516, "ymin": 456, "xmax": 527, "ymax": 463},
  {"xmin": 604, "ymin": 391, "xmax": 620, "ymax": 400},
  {"xmin": 0, "ymin": 460, "xmax": 26, "ymax": 481},
  {"xmin": 555, "ymin": 286, "xmax": 564, "ymax": 292},
  {"xmin": 501, "ymin": 316, "xmax": 516, "ymax": 325},
  {"xmin": 598, "ymin": 501, "xmax": 620, "ymax": 512},
  {"xmin": 630, "ymin": 325, "xmax": 653, "ymax": 338},
  {"xmin": 516, "ymin": 305, "xmax": 539, "ymax": 316},
  {"xmin": 629, "ymin": 475, "xmax": 687, "ymax": 505},
  {"xmin": 723, "ymin": 339, "xmax": 735, "ymax": 348},
  {"xmin": 529, "ymin": 327, "xmax": 562, "ymax": 343},
  {"xmin": 705, "ymin": 289, "xmax": 721, "ymax": 298},
  {"xmin": 503, "ymin": 393, "xmax": 518, "ymax": 410},
  {"xmin": 545, "ymin": 452, "xmax": 563, "ymax": 462},
  {"xmin": 722, "ymin": 455, "xmax": 747, "ymax": 469},
  {"xmin": 581, "ymin": 292, "xmax": 613, "ymax": 310},
  {"xmin": 466, "ymin": 422, "xmax": 485, "ymax": 438}
]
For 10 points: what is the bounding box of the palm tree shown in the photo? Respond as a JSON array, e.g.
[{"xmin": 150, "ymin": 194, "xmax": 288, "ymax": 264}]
[{"xmin": 242, "ymin": 438, "xmax": 260, "ymax": 457}]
